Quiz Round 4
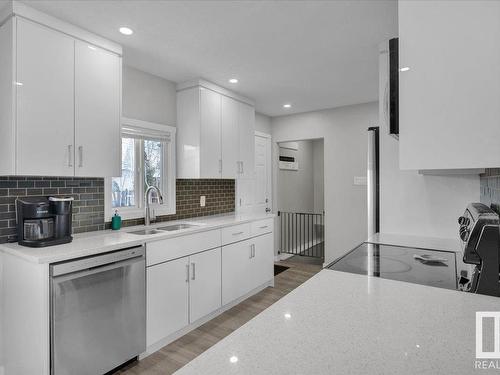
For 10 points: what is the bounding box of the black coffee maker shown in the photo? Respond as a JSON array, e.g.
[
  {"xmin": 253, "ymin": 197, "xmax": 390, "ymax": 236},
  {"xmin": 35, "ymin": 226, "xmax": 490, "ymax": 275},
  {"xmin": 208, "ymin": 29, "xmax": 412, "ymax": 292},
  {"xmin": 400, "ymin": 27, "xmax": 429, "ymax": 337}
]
[{"xmin": 16, "ymin": 197, "xmax": 73, "ymax": 247}]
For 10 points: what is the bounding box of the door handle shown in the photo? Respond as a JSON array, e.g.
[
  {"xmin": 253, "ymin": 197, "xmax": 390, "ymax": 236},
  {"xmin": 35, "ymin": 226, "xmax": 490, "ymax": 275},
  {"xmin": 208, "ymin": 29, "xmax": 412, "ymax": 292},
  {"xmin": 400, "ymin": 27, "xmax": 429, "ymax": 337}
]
[
  {"xmin": 186, "ymin": 264, "xmax": 190, "ymax": 282},
  {"xmin": 68, "ymin": 145, "xmax": 73, "ymax": 167},
  {"xmin": 78, "ymin": 146, "xmax": 83, "ymax": 168},
  {"xmin": 191, "ymin": 262, "xmax": 196, "ymax": 280}
]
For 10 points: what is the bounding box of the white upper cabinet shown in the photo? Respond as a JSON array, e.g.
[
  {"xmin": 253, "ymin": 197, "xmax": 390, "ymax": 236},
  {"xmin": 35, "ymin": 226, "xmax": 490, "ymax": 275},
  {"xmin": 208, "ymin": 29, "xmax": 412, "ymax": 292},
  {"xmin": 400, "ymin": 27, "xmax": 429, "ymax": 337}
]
[
  {"xmin": 176, "ymin": 79, "xmax": 256, "ymax": 179},
  {"xmin": 75, "ymin": 41, "xmax": 121, "ymax": 177},
  {"xmin": 221, "ymin": 95, "xmax": 239, "ymax": 178},
  {"xmin": 16, "ymin": 19, "xmax": 75, "ymax": 176},
  {"xmin": 200, "ymin": 88, "xmax": 222, "ymax": 178},
  {"xmin": 398, "ymin": 0, "xmax": 500, "ymax": 170},
  {"xmin": 0, "ymin": 3, "xmax": 122, "ymax": 177},
  {"xmin": 238, "ymin": 102, "xmax": 255, "ymax": 178}
]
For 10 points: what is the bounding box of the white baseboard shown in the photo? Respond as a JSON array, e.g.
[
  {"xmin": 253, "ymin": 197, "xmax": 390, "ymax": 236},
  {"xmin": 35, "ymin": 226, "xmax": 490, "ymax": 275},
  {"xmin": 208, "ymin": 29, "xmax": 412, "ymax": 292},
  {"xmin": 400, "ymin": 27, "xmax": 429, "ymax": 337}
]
[{"xmin": 140, "ymin": 279, "xmax": 274, "ymax": 359}]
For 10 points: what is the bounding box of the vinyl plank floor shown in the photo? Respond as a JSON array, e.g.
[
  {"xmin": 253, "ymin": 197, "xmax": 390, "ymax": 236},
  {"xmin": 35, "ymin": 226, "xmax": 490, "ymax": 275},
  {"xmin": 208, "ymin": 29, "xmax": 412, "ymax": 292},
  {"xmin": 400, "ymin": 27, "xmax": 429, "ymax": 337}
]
[{"xmin": 116, "ymin": 259, "xmax": 322, "ymax": 375}]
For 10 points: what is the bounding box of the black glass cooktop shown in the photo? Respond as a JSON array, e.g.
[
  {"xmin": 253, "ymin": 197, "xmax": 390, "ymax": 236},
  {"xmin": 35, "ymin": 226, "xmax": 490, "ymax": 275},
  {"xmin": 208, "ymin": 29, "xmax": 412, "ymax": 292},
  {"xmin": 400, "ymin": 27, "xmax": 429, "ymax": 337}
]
[{"xmin": 326, "ymin": 243, "xmax": 458, "ymax": 290}]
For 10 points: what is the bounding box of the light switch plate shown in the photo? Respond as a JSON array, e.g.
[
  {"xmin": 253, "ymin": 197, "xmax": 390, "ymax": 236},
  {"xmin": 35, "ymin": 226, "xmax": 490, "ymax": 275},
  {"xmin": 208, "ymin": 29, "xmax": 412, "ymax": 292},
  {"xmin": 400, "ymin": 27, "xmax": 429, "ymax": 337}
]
[
  {"xmin": 353, "ymin": 176, "xmax": 367, "ymax": 186},
  {"xmin": 200, "ymin": 195, "xmax": 206, "ymax": 207}
]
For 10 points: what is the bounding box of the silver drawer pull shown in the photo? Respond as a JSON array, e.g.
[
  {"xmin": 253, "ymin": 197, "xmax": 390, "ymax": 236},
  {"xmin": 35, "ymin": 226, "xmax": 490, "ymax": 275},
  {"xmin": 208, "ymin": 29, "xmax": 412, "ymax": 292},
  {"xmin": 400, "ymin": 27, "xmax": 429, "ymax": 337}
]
[
  {"xmin": 232, "ymin": 231, "xmax": 244, "ymax": 236},
  {"xmin": 191, "ymin": 262, "xmax": 196, "ymax": 280},
  {"xmin": 186, "ymin": 264, "xmax": 190, "ymax": 282},
  {"xmin": 259, "ymin": 225, "xmax": 268, "ymax": 229}
]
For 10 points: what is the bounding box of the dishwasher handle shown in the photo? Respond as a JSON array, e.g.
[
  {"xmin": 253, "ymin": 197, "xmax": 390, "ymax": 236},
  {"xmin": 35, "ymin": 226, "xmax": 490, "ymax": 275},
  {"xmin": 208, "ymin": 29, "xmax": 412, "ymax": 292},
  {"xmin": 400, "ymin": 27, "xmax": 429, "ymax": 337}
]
[
  {"xmin": 50, "ymin": 245, "xmax": 145, "ymax": 277},
  {"xmin": 51, "ymin": 255, "xmax": 144, "ymax": 284}
]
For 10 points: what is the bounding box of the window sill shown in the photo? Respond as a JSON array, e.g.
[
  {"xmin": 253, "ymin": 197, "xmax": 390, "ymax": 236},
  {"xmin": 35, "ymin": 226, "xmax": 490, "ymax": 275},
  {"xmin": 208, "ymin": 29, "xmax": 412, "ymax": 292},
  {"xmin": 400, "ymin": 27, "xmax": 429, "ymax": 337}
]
[{"xmin": 107, "ymin": 206, "xmax": 175, "ymax": 222}]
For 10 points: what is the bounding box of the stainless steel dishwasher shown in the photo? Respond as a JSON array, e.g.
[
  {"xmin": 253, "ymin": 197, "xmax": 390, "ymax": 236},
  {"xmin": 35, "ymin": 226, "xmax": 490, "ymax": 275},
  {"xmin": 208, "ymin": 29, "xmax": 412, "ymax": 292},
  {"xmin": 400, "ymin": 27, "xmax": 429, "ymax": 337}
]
[{"xmin": 50, "ymin": 245, "xmax": 146, "ymax": 375}]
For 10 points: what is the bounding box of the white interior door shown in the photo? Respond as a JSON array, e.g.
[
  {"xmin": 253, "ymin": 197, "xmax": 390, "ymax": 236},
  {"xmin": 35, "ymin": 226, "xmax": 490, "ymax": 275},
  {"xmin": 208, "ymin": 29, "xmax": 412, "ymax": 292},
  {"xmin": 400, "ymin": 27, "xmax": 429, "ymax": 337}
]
[
  {"xmin": 254, "ymin": 134, "xmax": 272, "ymax": 214},
  {"xmin": 189, "ymin": 248, "xmax": 222, "ymax": 323},
  {"xmin": 75, "ymin": 41, "xmax": 121, "ymax": 177},
  {"xmin": 16, "ymin": 18, "xmax": 75, "ymax": 176}
]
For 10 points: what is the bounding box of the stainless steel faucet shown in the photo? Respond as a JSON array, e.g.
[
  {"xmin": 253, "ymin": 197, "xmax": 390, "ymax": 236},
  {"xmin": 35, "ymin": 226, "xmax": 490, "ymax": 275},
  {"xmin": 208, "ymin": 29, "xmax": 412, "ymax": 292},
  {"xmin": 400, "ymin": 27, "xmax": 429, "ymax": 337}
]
[{"xmin": 145, "ymin": 186, "xmax": 163, "ymax": 226}]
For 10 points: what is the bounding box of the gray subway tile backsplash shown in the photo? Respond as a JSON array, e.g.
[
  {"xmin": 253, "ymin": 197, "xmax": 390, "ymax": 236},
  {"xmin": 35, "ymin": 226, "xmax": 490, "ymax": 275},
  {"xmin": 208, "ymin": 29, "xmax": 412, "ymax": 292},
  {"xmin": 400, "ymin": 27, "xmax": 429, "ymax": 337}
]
[{"xmin": 0, "ymin": 177, "xmax": 235, "ymax": 244}]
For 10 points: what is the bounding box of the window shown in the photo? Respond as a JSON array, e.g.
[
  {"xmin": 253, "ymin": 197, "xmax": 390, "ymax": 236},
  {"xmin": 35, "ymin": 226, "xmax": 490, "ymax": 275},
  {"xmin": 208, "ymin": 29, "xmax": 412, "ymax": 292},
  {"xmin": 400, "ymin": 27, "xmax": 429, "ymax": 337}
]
[{"xmin": 106, "ymin": 118, "xmax": 176, "ymax": 221}]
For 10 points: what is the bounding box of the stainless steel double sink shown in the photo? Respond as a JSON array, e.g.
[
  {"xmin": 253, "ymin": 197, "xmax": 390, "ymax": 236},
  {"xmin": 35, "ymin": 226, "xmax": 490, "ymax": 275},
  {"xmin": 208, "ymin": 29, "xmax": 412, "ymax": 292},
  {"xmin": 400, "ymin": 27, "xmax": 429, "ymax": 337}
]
[{"xmin": 128, "ymin": 223, "xmax": 201, "ymax": 236}]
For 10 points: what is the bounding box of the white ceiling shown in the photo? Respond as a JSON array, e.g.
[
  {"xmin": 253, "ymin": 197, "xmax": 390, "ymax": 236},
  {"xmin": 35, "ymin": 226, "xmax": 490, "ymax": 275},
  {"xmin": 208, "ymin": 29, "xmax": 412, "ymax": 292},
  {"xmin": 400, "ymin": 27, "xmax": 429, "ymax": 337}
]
[{"xmin": 20, "ymin": 0, "xmax": 397, "ymax": 117}]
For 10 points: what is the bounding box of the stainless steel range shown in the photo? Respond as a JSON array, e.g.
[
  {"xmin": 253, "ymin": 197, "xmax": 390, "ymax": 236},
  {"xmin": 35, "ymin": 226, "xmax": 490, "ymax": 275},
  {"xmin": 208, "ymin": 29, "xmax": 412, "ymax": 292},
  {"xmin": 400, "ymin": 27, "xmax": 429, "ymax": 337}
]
[{"xmin": 327, "ymin": 203, "xmax": 500, "ymax": 296}]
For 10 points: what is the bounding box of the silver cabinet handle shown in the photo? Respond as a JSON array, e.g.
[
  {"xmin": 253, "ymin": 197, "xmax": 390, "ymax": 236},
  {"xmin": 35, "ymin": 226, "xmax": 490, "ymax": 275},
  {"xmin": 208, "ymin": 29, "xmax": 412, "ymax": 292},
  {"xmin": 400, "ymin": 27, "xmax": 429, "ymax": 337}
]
[
  {"xmin": 219, "ymin": 159, "xmax": 222, "ymax": 174},
  {"xmin": 78, "ymin": 146, "xmax": 83, "ymax": 167},
  {"xmin": 186, "ymin": 264, "xmax": 190, "ymax": 282},
  {"xmin": 259, "ymin": 225, "xmax": 268, "ymax": 229},
  {"xmin": 253, "ymin": 244, "xmax": 256, "ymax": 258},
  {"xmin": 191, "ymin": 262, "xmax": 196, "ymax": 280},
  {"xmin": 68, "ymin": 145, "xmax": 73, "ymax": 167},
  {"xmin": 249, "ymin": 245, "xmax": 253, "ymax": 259},
  {"xmin": 232, "ymin": 231, "xmax": 244, "ymax": 236},
  {"xmin": 241, "ymin": 161, "xmax": 244, "ymax": 175}
]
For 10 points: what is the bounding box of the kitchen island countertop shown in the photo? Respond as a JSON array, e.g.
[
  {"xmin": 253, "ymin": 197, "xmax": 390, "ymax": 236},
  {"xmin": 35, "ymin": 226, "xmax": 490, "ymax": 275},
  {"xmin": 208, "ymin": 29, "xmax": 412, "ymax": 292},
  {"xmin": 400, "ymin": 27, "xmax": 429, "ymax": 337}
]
[{"xmin": 175, "ymin": 269, "xmax": 499, "ymax": 375}]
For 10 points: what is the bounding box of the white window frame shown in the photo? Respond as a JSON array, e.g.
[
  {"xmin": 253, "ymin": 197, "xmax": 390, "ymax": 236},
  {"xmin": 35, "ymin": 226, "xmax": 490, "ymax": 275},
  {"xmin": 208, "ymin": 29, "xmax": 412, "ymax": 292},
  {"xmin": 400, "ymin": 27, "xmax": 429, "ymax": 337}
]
[{"xmin": 105, "ymin": 117, "xmax": 176, "ymax": 221}]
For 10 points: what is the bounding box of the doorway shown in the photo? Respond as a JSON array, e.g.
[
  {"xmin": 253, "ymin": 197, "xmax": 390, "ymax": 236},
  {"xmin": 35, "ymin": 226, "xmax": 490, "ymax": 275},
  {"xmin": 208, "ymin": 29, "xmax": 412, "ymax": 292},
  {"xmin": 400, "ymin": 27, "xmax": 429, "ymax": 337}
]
[
  {"xmin": 254, "ymin": 132, "xmax": 272, "ymax": 214},
  {"xmin": 275, "ymin": 139, "xmax": 325, "ymax": 262}
]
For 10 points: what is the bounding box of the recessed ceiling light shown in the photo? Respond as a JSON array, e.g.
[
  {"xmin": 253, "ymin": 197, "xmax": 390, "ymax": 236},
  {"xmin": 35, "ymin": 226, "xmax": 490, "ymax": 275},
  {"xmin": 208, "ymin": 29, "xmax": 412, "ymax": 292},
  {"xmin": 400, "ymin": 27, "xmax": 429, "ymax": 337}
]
[
  {"xmin": 229, "ymin": 78, "xmax": 238, "ymax": 84},
  {"xmin": 229, "ymin": 356, "xmax": 238, "ymax": 363},
  {"xmin": 284, "ymin": 313, "xmax": 292, "ymax": 319},
  {"xmin": 119, "ymin": 27, "xmax": 133, "ymax": 36},
  {"xmin": 283, "ymin": 104, "xmax": 292, "ymax": 109},
  {"xmin": 400, "ymin": 67, "xmax": 410, "ymax": 72}
]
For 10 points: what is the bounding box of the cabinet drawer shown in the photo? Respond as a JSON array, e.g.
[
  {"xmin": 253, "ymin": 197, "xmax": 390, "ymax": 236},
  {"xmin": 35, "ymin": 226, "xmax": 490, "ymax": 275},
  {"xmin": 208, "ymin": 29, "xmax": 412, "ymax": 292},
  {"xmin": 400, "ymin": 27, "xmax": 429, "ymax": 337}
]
[
  {"xmin": 251, "ymin": 218, "xmax": 274, "ymax": 236},
  {"xmin": 146, "ymin": 230, "xmax": 221, "ymax": 266},
  {"xmin": 221, "ymin": 223, "xmax": 251, "ymax": 245}
]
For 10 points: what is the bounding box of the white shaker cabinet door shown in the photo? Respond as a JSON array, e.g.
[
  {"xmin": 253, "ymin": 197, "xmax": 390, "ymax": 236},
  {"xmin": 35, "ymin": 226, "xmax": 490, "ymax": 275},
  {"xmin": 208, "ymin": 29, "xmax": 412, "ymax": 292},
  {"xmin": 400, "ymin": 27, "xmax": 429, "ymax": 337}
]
[
  {"xmin": 75, "ymin": 40, "xmax": 121, "ymax": 177},
  {"xmin": 16, "ymin": 18, "xmax": 75, "ymax": 176},
  {"xmin": 238, "ymin": 102, "xmax": 255, "ymax": 178},
  {"xmin": 221, "ymin": 95, "xmax": 239, "ymax": 179},
  {"xmin": 189, "ymin": 248, "xmax": 222, "ymax": 323},
  {"xmin": 222, "ymin": 239, "xmax": 254, "ymax": 305},
  {"xmin": 147, "ymin": 257, "xmax": 189, "ymax": 347},
  {"xmin": 252, "ymin": 233, "xmax": 274, "ymax": 288},
  {"xmin": 200, "ymin": 88, "xmax": 222, "ymax": 178}
]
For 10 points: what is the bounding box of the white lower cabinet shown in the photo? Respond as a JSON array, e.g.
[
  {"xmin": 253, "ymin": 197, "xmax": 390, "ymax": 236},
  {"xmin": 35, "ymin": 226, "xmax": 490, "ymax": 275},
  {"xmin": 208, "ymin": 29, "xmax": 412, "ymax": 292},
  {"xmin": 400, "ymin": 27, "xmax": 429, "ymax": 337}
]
[
  {"xmin": 147, "ymin": 223, "xmax": 274, "ymax": 351},
  {"xmin": 189, "ymin": 248, "xmax": 222, "ymax": 323},
  {"xmin": 222, "ymin": 239, "xmax": 254, "ymax": 305},
  {"xmin": 221, "ymin": 233, "xmax": 274, "ymax": 306},
  {"xmin": 147, "ymin": 247, "xmax": 222, "ymax": 347},
  {"xmin": 253, "ymin": 233, "xmax": 274, "ymax": 288},
  {"xmin": 147, "ymin": 257, "xmax": 189, "ymax": 347}
]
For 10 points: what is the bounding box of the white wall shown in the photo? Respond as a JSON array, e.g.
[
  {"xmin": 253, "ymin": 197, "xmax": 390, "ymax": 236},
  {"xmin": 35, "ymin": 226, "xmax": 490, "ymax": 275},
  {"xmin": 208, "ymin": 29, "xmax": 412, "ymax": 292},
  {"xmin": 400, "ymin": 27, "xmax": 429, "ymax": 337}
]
[
  {"xmin": 380, "ymin": 129, "xmax": 480, "ymax": 238},
  {"xmin": 277, "ymin": 140, "xmax": 315, "ymax": 213},
  {"xmin": 122, "ymin": 65, "xmax": 177, "ymax": 125},
  {"xmin": 313, "ymin": 139, "xmax": 324, "ymax": 212},
  {"xmin": 272, "ymin": 102, "xmax": 377, "ymax": 264},
  {"xmin": 255, "ymin": 112, "xmax": 272, "ymax": 134}
]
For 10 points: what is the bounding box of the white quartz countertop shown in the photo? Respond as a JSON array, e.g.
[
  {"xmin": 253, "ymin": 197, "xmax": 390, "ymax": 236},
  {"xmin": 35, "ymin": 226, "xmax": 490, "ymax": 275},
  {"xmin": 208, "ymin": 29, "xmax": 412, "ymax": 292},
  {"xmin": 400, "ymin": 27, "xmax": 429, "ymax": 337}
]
[
  {"xmin": 175, "ymin": 270, "xmax": 499, "ymax": 375},
  {"xmin": 0, "ymin": 213, "xmax": 275, "ymax": 264},
  {"xmin": 367, "ymin": 232, "xmax": 462, "ymax": 253}
]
